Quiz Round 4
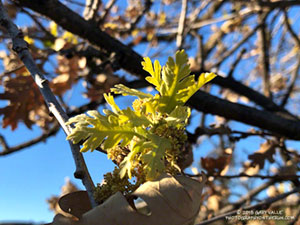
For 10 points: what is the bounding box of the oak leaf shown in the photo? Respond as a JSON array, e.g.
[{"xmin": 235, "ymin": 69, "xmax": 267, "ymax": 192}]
[
  {"xmin": 47, "ymin": 174, "xmax": 206, "ymax": 225},
  {"xmin": 248, "ymin": 140, "xmax": 276, "ymax": 169},
  {"xmin": 0, "ymin": 76, "xmax": 52, "ymax": 130},
  {"xmin": 51, "ymin": 55, "xmax": 80, "ymax": 96},
  {"xmin": 201, "ymin": 153, "xmax": 232, "ymax": 175}
]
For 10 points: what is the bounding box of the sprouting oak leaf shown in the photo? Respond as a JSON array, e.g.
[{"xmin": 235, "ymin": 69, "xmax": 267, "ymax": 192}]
[
  {"xmin": 66, "ymin": 49, "xmax": 216, "ymax": 182},
  {"xmin": 140, "ymin": 134, "xmax": 172, "ymax": 180},
  {"xmin": 119, "ymin": 144, "xmax": 142, "ymax": 179},
  {"xmin": 66, "ymin": 110, "xmax": 146, "ymax": 152},
  {"xmin": 118, "ymin": 107, "xmax": 152, "ymax": 127},
  {"xmin": 141, "ymin": 57, "xmax": 162, "ymax": 92},
  {"xmin": 111, "ymin": 84, "xmax": 152, "ymax": 99},
  {"xmin": 104, "ymin": 93, "xmax": 121, "ymax": 114},
  {"xmin": 165, "ymin": 105, "xmax": 191, "ymax": 127},
  {"xmin": 104, "ymin": 93, "xmax": 152, "ymax": 127},
  {"xmin": 141, "ymin": 50, "xmax": 216, "ymax": 114}
]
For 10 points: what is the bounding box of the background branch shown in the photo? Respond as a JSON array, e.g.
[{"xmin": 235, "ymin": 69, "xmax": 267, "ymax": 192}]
[
  {"xmin": 197, "ymin": 185, "xmax": 300, "ymax": 225},
  {"xmin": 0, "ymin": 1, "xmax": 97, "ymax": 207}
]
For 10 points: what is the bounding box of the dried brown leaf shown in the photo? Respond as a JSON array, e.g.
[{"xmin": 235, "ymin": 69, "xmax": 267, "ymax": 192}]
[
  {"xmin": 0, "ymin": 75, "xmax": 52, "ymax": 130},
  {"xmin": 201, "ymin": 154, "xmax": 232, "ymax": 175},
  {"xmin": 248, "ymin": 140, "xmax": 277, "ymax": 169},
  {"xmin": 58, "ymin": 191, "xmax": 92, "ymax": 219},
  {"xmin": 50, "ymin": 54, "xmax": 80, "ymax": 96},
  {"xmin": 48, "ymin": 174, "xmax": 206, "ymax": 225}
]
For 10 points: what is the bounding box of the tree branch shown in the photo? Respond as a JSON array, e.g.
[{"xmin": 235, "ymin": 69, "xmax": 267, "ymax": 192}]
[
  {"xmin": 210, "ymin": 25, "xmax": 260, "ymax": 69},
  {"xmin": 197, "ymin": 185, "xmax": 300, "ymax": 225},
  {"xmin": 206, "ymin": 74, "xmax": 298, "ymax": 120},
  {"xmin": 176, "ymin": 0, "xmax": 188, "ymax": 49},
  {"xmin": 227, "ymin": 48, "xmax": 246, "ymax": 79},
  {"xmin": 98, "ymin": 0, "xmax": 116, "ymax": 25},
  {"xmin": 218, "ymin": 179, "xmax": 277, "ymax": 214},
  {"xmin": 0, "ymin": 124, "xmax": 60, "ymax": 156},
  {"xmin": 0, "ymin": 1, "xmax": 97, "ymax": 207},
  {"xmin": 280, "ymin": 10, "xmax": 300, "ymax": 107},
  {"xmin": 281, "ymin": 54, "xmax": 300, "ymax": 107},
  {"xmin": 83, "ymin": 0, "xmax": 101, "ymax": 21},
  {"xmin": 15, "ymin": 0, "xmax": 300, "ymax": 139},
  {"xmin": 15, "ymin": 0, "xmax": 148, "ymax": 78},
  {"xmin": 188, "ymin": 173, "xmax": 300, "ymax": 180},
  {"xmin": 258, "ymin": 11, "xmax": 272, "ymax": 98},
  {"xmin": 188, "ymin": 90, "xmax": 300, "ymax": 140}
]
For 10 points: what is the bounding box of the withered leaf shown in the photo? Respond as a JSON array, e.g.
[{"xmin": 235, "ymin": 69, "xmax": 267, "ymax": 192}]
[
  {"xmin": 201, "ymin": 154, "xmax": 232, "ymax": 175},
  {"xmin": 248, "ymin": 140, "xmax": 276, "ymax": 169},
  {"xmin": 58, "ymin": 191, "xmax": 92, "ymax": 219},
  {"xmin": 47, "ymin": 174, "xmax": 206, "ymax": 225},
  {"xmin": 50, "ymin": 53, "xmax": 80, "ymax": 96},
  {"xmin": 0, "ymin": 76, "xmax": 52, "ymax": 130}
]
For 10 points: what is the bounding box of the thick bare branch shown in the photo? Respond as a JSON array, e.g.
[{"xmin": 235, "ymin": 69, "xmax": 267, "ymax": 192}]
[
  {"xmin": 236, "ymin": 0, "xmax": 300, "ymax": 9},
  {"xmin": 15, "ymin": 0, "xmax": 300, "ymax": 140},
  {"xmin": 14, "ymin": 0, "xmax": 148, "ymax": 78},
  {"xmin": 200, "ymin": 73, "xmax": 298, "ymax": 120},
  {"xmin": 188, "ymin": 90, "xmax": 300, "ymax": 140}
]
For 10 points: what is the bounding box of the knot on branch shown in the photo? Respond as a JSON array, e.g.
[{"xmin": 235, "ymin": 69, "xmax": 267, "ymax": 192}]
[{"xmin": 12, "ymin": 31, "xmax": 28, "ymax": 53}]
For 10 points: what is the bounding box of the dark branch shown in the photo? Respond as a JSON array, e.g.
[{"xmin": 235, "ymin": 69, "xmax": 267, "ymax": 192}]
[{"xmin": 0, "ymin": 124, "xmax": 60, "ymax": 156}]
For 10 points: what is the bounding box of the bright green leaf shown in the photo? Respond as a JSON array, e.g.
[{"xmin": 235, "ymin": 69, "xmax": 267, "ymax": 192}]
[
  {"xmin": 104, "ymin": 93, "xmax": 121, "ymax": 114},
  {"xmin": 142, "ymin": 57, "xmax": 162, "ymax": 92},
  {"xmin": 111, "ymin": 84, "xmax": 152, "ymax": 99},
  {"xmin": 66, "ymin": 110, "xmax": 146, "ymax": 152}
]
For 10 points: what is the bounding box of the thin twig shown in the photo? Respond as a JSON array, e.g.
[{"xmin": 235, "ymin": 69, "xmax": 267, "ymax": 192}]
[
  {"xmin": 218, "ymin": 179, "xmax": 276, "ymax": 214},
  {"xmin": 228, "ymin": 48, "xmax": 246, "ymax": 79},
  {"xmin": 83, "ymin": 0, "xmax": 101, "ymax": 21},
  {"xmin": 0, "ymin": 64, "xmax": 25, "ymax": 78},
  {"xmin": 281, "ymin": 54, "xmax": 300, "ymax": 107},
  {"xmin": 197, "ymin": 185, "xmax": 300, "ymax": 225},
  {"xmin": 258, "ymin": 11, "xmax": 272, "ymax": 98},
  {"xmin": 0, "ymin": 124, "xmax": 60, "ymax": 156},
  {"xmin": 0, "ymin": 134, "xmax": 9, "ymax": 151},
  {"xmin": 98, "ymin": 0, "xmax": 116, "ymax": 25},
  {"xmin": 210, "ymin": 24, "xmax": 260, "ymax": 69},
  {"xmin": 190, "ymin": 31, "xmax": 205, "ymax": 71},
  {"xmin": 176, "ymin": 0, "xmax": 188, "ymax": 49},
  {"xmin": 283, "ymin": 10, "xmax": 300, "ymax": 47},
  {"xmin": 121, "ymin": 0, "xmax": 153, "ymax": 34},
  {"xmin": 280, "ymin": 10, "xmax": 300, "ymax": 107},
  {"xmin": 187, "ymin": 173, "xmax": 300, "ymax": 180},
  {"xmin": 0, "ymin": 1, "xmax": 97, "ymax": 207},
  {"xmin": 191, "ymin": 7, "xmax": 257, "ymax": 30},
  {"xmin": 20, "ymin": 8, "xmax": 55, "ymax": 41}
]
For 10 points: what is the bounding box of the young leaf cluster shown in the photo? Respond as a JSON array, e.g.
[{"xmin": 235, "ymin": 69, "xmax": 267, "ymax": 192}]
[{"xmin": 66, "ymin": 50, "xmax": 216, "ymax": 181}]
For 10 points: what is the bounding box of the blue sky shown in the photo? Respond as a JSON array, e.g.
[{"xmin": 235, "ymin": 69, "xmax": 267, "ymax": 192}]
[{"xmin": 0, "ymin": 1, "xmax": 299, "ymax": 223}]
